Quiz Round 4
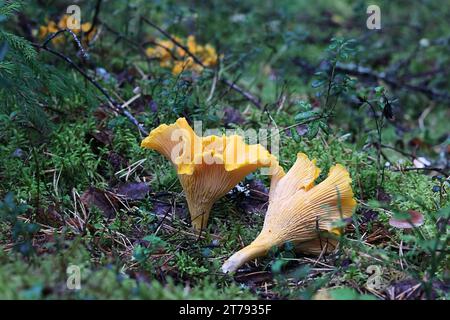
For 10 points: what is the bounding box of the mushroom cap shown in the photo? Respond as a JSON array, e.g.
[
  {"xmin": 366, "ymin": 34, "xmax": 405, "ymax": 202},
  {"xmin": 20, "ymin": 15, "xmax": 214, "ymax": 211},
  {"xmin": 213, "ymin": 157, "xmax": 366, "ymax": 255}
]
[
  {"xmin": 389, "ymin": 210, "xmax": 424, "ymax": 229},
  {"xmin": 141, "ymin": 118, "xmax": 281, "ymax": 230},
  {"xmin": 222, "ymin": 153, "xmax": 357, "ymax": 273},
  {"xmin": 262, "ymin": 157, "xmax": 356, "ymax": 243}
]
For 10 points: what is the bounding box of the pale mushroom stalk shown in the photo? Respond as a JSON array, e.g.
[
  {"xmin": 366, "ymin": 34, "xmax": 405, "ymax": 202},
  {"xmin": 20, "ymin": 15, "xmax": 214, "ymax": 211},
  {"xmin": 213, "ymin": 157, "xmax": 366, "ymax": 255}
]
[
  {"xmin": 221, "ymin": 237, "xmax": 272, "ymax": 273},
  {"xmin": 222, "ymin": 153, "xmax": 356, "ymax": 273}
]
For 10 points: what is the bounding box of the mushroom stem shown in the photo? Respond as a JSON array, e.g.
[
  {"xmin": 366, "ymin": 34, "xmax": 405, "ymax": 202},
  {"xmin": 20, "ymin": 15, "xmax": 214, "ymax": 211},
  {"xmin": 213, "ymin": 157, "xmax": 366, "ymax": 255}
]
[
  {"xmin": 221, "ymin": 241, "xmax": 271, "ymax": 273},
  {"xmin": 188, "ymin": 201, "xmax": 214, "ymax": 231}
]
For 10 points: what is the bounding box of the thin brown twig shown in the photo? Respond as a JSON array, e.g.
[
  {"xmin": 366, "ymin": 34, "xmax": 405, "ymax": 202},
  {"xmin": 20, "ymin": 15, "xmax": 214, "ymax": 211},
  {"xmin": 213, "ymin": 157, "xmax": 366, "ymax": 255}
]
[
  {"xmin": 391, "ymin": 167, "xmax": 448, "ymax": 175},
  {"xmin": 293, "ymin": 58, "xmax": 450, "ymax": 102},
  {"xmin": 43, "ymin": 28, "xmax": 88, "ymax": 60},
  {"xmin": 221, "ymin": 78, "xmax": 262, "ymax": 108},
  {"xmin": 33, "ymin": 30, "xmax": 148, "ymax": 136},
  {"xmin": 380, "ymin": 144, "xmax": 448, "ymax": 175},
  {"xmin": 86, "ymin": 0, "xmax": 102, "ymax": 35},
  {"xmin": 141, "ymin": 16, "xmax": 204, "ymax": 66},
  {"xmin": 336, "ymin": 62, "xmax": 450, "ymax": 102}
]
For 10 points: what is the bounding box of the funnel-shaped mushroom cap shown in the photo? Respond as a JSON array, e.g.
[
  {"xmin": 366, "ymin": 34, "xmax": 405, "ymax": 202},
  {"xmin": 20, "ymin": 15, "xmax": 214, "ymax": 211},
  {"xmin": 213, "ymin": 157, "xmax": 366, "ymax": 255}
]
[
  {"xmin": 222, "ymin": 153, "xmax": 356, "ymax": 273},
  {"xmin": 141, "ymin": 118, "xmax": 281, "ymax": 231}
]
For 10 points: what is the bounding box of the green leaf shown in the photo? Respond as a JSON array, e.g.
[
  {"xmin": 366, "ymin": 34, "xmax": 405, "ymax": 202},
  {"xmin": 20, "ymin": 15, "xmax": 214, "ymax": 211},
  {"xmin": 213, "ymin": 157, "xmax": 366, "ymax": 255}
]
[
  {"xmin": 318, "ymin": 121, "xmax": 329, "ymax": 134},
  {"xmin": 311, "ymin": 79, "xmax": 325, "ymax": 88},
  {"xmin": 297, "ymin": 100, "xmax": 312, "ymax": 111},
  {"xmin": 294, "ymin": 110, "xmax": 318, "ymax": 121},
  {"xmin": 290, "ymin": 127, "xmax": 301, "ymax": 142},
  {"xmin": 271, "ymin": 259, "xmax": 287, "ymax": 274},
  {"xmin": 290, "ymin": 265, "xmax": 311, "ymax": 281},
  {"xmin": 374, "ymin": 86, "xmax": 385, "ymax": 95},
  {"xmin": 307, "ymin": 121, "xmax": 320, "ymax": 138},
  {"xmin": 436, "ymin": 206, "xmax": 450, "ymax": 219},
  {"xmin": 132, "ymin": 245, "xmax": 147, "ymax": 262}
]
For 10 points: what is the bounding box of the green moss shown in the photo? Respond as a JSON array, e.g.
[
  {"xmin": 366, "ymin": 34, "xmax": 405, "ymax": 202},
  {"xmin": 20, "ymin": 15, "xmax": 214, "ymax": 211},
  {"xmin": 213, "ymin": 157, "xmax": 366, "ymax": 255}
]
[{"xmin": 0, "ymin": 240, "xmax": 255, "ymax": 299}]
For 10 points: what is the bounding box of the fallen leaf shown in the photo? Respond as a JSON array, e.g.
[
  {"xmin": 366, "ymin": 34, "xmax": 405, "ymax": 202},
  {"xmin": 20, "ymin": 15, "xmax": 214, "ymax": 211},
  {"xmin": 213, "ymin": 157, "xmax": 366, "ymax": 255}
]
[
  {"xmin": 223, "ymin": 107, "xmax": 244, "ymax": 126},
  {"xmin": 80, "ymin": 187, "xmax": 119, "ymax": 219},
  {"xmin": 116, "ymin": 67, "xmax": 138, "ymax": 87},
  {"xmin": 108, "ymin": 151, "xmax": 128, "ymax": 172},
  {"xmin": 286, "ymin": 124, "xmax": 308, "ymax": 137},
  {"xmin": 408, "ymin": 137, "xmax": 424, "ymax": 149},
  {"xmin": 361, "ymin": 209, "xmax": 379, "ymax": 223},
  {"xmin": 383, "ymin": 100, "xmax": 395, "ymax": 120},
  {"xmin": 93, "ymin": 105, "xmax": 110, "ymax": 122},
  {"xmin": 152, "ymin": 199, "xmax": 187, "ymax": 220},
  {"xmin": 128, "ymin": 94, "xmax": 153, "ymax": 114},
  {"xmin": 235, "ymin": 179, "xmax": 269, "ymax": 214},
  {"xmin": 36, "ymin": 204, "xmax": 63, "ymax": 227},
  {"xmin": 377, "ymin": 189, "xmax": 392, "ymax": 203},
  {"xmin": 88, "ymin": 129, "xmax": 114, "ymax": 147},
  {"xmin": 115, "ymin": 182, "xmax": 150, "ymax": 201}
]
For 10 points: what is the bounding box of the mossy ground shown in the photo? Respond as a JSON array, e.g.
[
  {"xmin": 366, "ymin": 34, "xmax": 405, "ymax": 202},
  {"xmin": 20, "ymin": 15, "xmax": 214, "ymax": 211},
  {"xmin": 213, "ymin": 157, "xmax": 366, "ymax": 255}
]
[{"xmin": 0, "ymin": 0, "xmax": 449, "ymax": 299}]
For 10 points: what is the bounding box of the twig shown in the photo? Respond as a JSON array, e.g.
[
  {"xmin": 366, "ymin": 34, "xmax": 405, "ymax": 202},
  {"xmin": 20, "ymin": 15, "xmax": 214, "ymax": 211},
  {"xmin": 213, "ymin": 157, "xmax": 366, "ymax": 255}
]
[
  {"xmin": 43, "ymin": 28, "xmax": 88, "ymax": 60},
  {"xmin": 86, "ymin": 0, "xmax": 102, "ymax": 35},
  {"xmin": 101, "ymin": 21, "xmax": 178, "ymax": 61},
  {"xmin": 391, "ymin": 167, "xmax": 448, "ymax": 175},
  {"xmin": 221, "ymin": 78, "xmax": 262, "ymax": 108},
  {"xmin": 336, "ymin": 62, "xmax": 450, "ymax": 102},
  {"xmin": 380, "ymin": 143, "xmax": 413, "ymax": 158},
  {"xmin": 33, "ymin": 32, "xmax": 148, "ymax": 136},
  {"xmin": 141, "ymin": 16, "xmax": 204, "ymax": 66},
  {"xmin": 380, "ymin": 144, "xmax": 449, "ymax": 175},
  {"xmin": 31, "ymin": 147, "xmax": 40, "ymax": 219},
  {"xmin": 418, "ymin": 104, "xmax": 434, "ymax": 131},
  {"xmin": 361, "ymin": 97, "xmax": 384, "ymax": 194},
  {"xmin": 293, "ymin": 58, "xmax": 450, "ymax": 102}
]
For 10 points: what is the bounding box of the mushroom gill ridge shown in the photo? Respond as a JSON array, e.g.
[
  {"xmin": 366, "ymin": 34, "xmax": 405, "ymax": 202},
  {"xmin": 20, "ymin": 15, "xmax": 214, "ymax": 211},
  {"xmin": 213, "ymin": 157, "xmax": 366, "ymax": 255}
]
[
  {"xmin": 141, "ymin": 117, "xmax": 282, "ymax": 230},
  {"xmin": 222, "ymin": 153, "xmax": 356, "ymax": 273}
]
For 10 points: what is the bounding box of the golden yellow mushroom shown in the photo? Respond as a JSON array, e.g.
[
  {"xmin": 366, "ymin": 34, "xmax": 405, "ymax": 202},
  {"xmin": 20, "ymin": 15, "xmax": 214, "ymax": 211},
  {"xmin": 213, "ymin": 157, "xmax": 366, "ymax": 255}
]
[
  {"xmin": 38, "ymin": 15, "xmax": 96, "ymax": 44},
  {"xmin": 141, "ymin": 118, "xmax": 279, "ymax": 231},
  {"xmin": 145, "ymin": 35, "xmax": 219, "ymax": 74},
  {"xmin": 222, "ymin": 153, "xmax": 356, "ymax": 273}
]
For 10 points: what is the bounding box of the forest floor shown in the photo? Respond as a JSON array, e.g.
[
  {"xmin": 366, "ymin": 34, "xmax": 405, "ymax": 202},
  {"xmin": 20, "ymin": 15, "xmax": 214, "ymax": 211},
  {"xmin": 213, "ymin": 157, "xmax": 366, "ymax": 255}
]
[{"xmin": 0, "ymin": 1, "xmax": 449, "ymax": 299}]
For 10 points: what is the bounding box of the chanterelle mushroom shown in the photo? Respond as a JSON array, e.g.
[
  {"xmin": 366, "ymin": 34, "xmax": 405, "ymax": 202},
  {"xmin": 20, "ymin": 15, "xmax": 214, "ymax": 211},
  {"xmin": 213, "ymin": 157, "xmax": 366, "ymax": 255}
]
[
  {"xmin": 141, "ymin": 118, "xmax": 279, "ymax": 231},
  {"xmin": 222, "ymin": 153, "xmax": 356, "ymax": 273}
]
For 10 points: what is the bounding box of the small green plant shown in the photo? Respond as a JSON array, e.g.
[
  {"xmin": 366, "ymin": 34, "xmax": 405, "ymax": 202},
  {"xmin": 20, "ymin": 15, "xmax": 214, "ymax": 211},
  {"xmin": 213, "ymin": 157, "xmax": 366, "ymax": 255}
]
[
  {"xmin": 0, "ymin": 192, "xmax": 39, "ymax": 257},
  {"xmin": 173, "ymin": 251, "xmax": 209, "ymax": 278},
  {"xmin": 303, "ymin": 38, "xmax": 358, "ymax": 138},
  {"xmin": 133, "ymin": 234, "xmax": 167, "ymax": 264}
]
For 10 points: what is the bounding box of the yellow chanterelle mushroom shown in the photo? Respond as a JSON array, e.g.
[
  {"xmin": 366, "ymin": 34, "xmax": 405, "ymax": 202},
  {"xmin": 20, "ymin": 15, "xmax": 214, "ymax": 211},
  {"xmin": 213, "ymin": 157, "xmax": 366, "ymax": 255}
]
[
  {"xmin": 222, "ymin": 153, "xmax": 356, "ymax": 273},
  {"xmin": 141, "ymin": 117, "xmax": 279, "ymax": 231}
]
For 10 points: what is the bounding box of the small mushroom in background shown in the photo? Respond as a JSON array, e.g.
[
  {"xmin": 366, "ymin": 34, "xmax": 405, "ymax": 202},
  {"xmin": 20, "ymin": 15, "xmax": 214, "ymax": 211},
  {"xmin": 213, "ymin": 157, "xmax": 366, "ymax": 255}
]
[
  {"xmin": 389, "ymin": 210, "xmax": 424, "ymax": 229},
  {"xmin": 222, "ymin": 153, "xmax": 357, "ymax": 273},
  {"xmin": 141, "ymin": 117, "xmax": 280, "ymax": 231}
]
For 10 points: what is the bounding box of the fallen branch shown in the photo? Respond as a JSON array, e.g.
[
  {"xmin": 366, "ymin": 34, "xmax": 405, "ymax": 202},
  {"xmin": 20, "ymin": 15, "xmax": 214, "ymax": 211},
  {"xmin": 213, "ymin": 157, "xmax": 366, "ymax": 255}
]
[
  {"xmin": 33, "ymin": 29, "xmax": 148, "ymax": 136},
  {"xmin": 292, "ymin": 57, "xmax": 450, "ymax": 102},
  {"xmin": 391, "ymin": 167, "xmax": 448, "ymax": 176},
  {"xmin": 335, "ymin": 62, "xmax": 450, "ymax": 102},
  {"xmin": 42, "ymin": 28, "xmax": 88, "ymax": 60},
  {"xmin": 220, "ymin": 78, "xmax": 262, "ymax": 109}
]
